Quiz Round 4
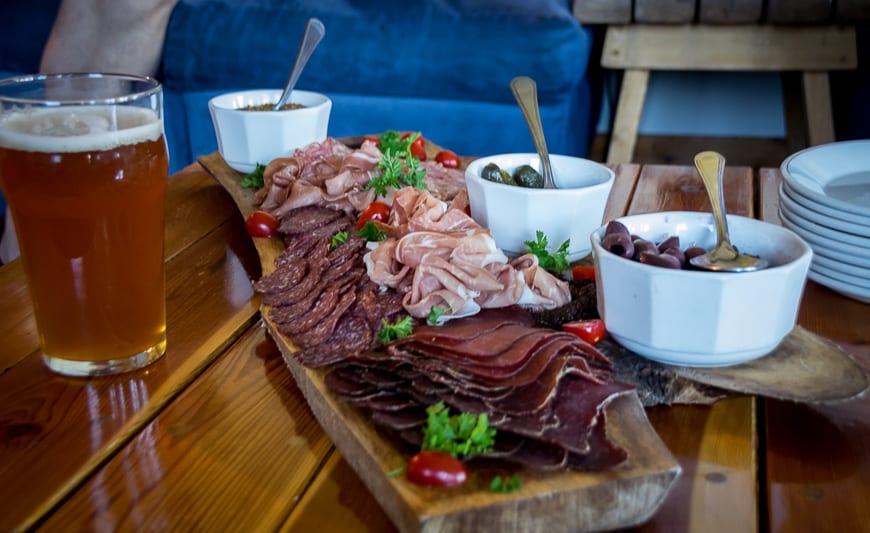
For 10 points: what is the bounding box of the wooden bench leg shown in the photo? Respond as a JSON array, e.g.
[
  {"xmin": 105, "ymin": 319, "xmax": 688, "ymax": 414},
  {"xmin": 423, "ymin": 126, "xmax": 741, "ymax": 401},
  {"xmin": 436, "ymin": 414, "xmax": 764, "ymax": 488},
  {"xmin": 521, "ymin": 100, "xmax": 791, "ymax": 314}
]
[
  {"xmin": 802, "ymin": 71, "xmax": 836, "ymax": 146},
  {"xmin": 607, "ymin": 69, "xmax": 649, "ymax": 164}
]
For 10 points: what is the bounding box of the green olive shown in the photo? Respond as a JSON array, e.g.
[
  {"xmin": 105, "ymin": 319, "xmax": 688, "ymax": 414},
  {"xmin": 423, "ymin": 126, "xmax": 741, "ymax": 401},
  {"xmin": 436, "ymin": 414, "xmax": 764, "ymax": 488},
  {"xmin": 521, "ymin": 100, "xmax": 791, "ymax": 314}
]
[
  {"xmin": 513, "ymin": 164, "xmax": 544, "ymax": 188},
  {"xmin": 481, "ymin": 163, "xmax": 517, "ymax": 185}
]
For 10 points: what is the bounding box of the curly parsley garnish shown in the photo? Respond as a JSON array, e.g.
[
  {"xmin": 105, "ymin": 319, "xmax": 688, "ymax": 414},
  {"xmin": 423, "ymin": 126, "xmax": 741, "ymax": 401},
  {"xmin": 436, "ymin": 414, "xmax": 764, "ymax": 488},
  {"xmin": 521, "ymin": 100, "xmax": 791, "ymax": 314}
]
[
  {"xmin": 240, "ymin": 162, "xmax": 266, "ymax": 189},
  {"xmin": 427, "ymin": 305, "xmax": 450, "ymax": 326},
  {"xmin": 490, "ymin": 474, "xmax": 522, "ymax": 493},
  {"xmin": 376, "ymin": 316, "xmax": 413, "ymax": 344},
  {"xmin": 358, "ymin": 221, "xmax": 388, "ymax": 242},
  {"xmin": 421, "ymin": 401, "xmax": 496, "ymax": 458},
  {"xmin": 366, "ymin": 131, "xmax": 428, "ymax": 197},
  {"xmin": 330, "ymin": 231, "xmax": 348, "ymax": 250},
  {"xmin": 524, "ymin": 230, "xmax": 570, "ymax": 273}
]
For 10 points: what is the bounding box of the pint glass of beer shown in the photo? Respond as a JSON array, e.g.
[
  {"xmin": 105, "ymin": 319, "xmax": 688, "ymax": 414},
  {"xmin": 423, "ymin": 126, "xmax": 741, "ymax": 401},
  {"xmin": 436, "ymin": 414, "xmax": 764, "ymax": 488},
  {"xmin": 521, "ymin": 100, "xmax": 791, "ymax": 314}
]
[{"xmin": 0, "ymin": 73, "xmax": 169, "ymax": 376}]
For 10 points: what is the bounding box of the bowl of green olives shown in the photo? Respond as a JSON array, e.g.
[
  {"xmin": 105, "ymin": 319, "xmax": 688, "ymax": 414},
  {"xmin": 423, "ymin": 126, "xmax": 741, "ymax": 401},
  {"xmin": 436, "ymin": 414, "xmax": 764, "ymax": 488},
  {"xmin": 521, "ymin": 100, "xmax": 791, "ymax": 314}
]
[{"xmin": 465, "ymin": 153, "xmax": 615, "ymax": 261}]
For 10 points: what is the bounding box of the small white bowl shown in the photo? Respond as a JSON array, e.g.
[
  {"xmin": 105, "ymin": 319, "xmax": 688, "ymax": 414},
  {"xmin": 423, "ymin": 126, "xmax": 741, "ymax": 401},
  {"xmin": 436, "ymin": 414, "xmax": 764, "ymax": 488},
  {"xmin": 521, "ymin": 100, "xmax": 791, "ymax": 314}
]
[
  {"xmin": 208, "ymin": 89, "xmax": 331, "ymax": 173},
  {"xmin": 465, "ymin": 153, "xmax": 614, "ymax": 261},
  {"xmin": 591, "ymin": 211, "xmax": 813, "ymax": 367}
]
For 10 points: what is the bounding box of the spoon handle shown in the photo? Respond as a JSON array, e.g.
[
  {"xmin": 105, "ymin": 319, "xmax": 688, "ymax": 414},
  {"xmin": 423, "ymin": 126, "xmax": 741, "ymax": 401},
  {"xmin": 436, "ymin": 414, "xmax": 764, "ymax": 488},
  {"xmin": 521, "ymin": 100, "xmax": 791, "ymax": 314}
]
[
  {"xmin": 510, "ymin": 76, "xmax": 556, "ymax": 189},
  {"xmin": 274, "ymin": 18, "xmax": 326, "ymax": 110},
  {"xmin": 694, "ymin": 151, "xmax": 738, "ymax": 260}
]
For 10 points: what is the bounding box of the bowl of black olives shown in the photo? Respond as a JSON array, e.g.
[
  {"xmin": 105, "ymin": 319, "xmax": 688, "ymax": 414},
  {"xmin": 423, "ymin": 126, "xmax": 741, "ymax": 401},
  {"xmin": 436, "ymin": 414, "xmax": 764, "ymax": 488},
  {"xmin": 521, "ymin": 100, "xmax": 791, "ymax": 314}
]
[{"xmin": 465, "ymin": 153, "xmax": 614, "ymax": 261}]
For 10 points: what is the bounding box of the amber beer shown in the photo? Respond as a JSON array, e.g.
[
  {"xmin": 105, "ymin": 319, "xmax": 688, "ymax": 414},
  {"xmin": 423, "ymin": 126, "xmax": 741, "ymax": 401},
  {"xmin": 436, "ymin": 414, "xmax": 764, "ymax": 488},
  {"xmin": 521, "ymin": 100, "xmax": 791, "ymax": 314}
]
[{"xmin": 0, "ymin": 74, "xmax": 169, "ymax": 376}]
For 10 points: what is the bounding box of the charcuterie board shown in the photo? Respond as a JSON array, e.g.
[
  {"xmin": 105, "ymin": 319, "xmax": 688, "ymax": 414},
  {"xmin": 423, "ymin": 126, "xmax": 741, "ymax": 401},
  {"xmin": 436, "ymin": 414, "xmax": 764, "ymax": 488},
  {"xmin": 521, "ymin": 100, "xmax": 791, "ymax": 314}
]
[{"xmin": 199, "ymin": 151, "xmax": 681, "ymax": 532}]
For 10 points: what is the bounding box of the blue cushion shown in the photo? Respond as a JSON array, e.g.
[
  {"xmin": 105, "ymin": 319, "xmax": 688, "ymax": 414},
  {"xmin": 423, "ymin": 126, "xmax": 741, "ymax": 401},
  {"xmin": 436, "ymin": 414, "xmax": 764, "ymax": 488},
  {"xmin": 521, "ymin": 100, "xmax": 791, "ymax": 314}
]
[{"xmin": 163, "ymin": 0, "xmax": 592, "ymax": 105}]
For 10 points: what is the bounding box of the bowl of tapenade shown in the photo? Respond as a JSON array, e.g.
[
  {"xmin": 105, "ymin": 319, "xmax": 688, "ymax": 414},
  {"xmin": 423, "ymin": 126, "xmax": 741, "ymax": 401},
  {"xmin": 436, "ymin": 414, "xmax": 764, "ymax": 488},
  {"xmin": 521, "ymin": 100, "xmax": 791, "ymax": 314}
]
[
  {"xmin": 208, "ymin": 89, "xmax": 331, "ymax": 173},
  {"xmin": 465, "ymin": 153, "xmax": 614, "ymax": 261}
]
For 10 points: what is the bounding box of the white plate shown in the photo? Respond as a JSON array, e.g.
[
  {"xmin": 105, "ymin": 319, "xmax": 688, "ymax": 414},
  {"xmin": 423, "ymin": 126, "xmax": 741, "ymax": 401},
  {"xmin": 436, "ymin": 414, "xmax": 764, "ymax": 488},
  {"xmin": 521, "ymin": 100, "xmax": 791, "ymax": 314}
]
[
  {"xmin": 810, "ymin": 263, "xmax": 870, "ymax": 289},
  {"xmin": 779, "ymin": 184, "xmax": 870, "ymax": 238},
  {"xmin": 807, "ymin": 269, "xmax": 870, "ymax": 304},
  {"xmin": 781, "ymin": 140, "xmax": 870, "ymax": 218},
  {"xmin": 812, "ymin": 253, "xmax": 870, "ymax": 281},
  {"xmin": 777, "ymin": 206, "xmax": 870, "ymax": 251},
  {"xmin": 782, "ymin": 180, "xmax": 870, "ymax": 226},
  {"xmin": 778, "ymin": 209, "xmax": 870, "ymax": 261}
]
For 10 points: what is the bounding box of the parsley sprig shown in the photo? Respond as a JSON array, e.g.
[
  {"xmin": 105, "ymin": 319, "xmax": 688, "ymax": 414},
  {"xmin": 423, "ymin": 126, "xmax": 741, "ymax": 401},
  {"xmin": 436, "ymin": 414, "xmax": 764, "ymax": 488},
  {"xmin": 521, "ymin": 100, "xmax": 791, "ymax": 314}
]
[
  {"xmin": 240, "ymin": 162, "xmax": 266, "ymax": 189},
  {"xmin": 427, "ymin": 305, "xmax": 450, "ymax": 326},
  {"xmin": 421, "ymin": 402, "xmax": 496, "ymax": 458},
  {"xmin": 366, "ymin": 130, "xmax": 428, "ymax": 197},
  {"xmin": 358, "ymin": 221, "xmax": 387, "ymax": 242},
  {"xmin": 524, "ymin": 230, "xmax": 570, "ymax": 273},
  {"xmin": 377, "ymin": 316, "xmax": 413, "ymax": 344},
  {"xmin": 490, "ymin": 474, "xmax": 522, "ymax": 493}
]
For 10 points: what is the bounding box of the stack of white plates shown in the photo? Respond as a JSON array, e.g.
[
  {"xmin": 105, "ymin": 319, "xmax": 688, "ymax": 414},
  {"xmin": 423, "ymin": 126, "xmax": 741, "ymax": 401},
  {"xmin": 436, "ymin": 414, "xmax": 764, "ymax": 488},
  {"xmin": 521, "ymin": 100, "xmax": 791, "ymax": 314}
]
[{"xmin": 779, "ymin": 140, "xmax": 870, "ymax": 304}]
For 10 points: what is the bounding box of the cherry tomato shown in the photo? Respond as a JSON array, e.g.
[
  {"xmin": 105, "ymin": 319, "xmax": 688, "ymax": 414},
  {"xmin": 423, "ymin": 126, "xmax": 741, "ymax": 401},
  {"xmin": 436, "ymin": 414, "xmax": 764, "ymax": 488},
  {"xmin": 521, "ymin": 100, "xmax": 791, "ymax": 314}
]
[
  {"xmin": 562, "ymin": 319, "xmax": 606, "ymax": 345},
  {"xmin": 571, "ymin": 265, "xmax": 596, "ymax": 281},
  {"xmin": 362, "ymin": 135, "xmax": 380, "ymax": 148},
  {"xmin": 357, "ymin": 201, "xmax": 391, "ymax": 230},
  {"xmin": 435, "ymin": 149, "xmax": 460, "ymax": 169},
  {"xmin": 245, "ymin": 210, "xmax": 280, "ymax": 238},
  {"xmin": 402, "ymin": 132, "xmax": 427, "ymax": 161},
  {"xmin": 405, "ymin": 451, "xmax": 467, "ymax": 487}
]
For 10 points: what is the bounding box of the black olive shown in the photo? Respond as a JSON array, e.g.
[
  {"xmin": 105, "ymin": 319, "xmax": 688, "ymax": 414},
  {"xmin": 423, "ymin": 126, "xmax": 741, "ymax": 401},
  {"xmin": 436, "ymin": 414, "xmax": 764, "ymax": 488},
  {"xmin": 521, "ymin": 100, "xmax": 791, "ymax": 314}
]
[{"xmin": 513, "ymin": 164, "xmax": 544, "ymax": 188}]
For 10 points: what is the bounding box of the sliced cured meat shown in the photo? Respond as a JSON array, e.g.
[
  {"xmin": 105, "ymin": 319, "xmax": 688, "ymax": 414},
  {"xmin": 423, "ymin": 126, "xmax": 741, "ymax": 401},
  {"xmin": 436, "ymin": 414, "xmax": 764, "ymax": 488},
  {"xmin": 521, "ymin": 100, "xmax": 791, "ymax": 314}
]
[
  {"xmin": 294, "ymin": 309, "xmax": 375, "ymax": 368},
  {"xmin": 292, "ymin": 288, "xmax": 357, "ymax": 347}
]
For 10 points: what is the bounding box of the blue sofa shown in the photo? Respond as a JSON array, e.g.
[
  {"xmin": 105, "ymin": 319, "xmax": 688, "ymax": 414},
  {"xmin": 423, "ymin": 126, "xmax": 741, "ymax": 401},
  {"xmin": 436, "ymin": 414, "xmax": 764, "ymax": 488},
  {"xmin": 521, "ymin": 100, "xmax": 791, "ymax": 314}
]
[{"xmin": 1, "ymin": 0, "xmax": 599, "ymax": 213}]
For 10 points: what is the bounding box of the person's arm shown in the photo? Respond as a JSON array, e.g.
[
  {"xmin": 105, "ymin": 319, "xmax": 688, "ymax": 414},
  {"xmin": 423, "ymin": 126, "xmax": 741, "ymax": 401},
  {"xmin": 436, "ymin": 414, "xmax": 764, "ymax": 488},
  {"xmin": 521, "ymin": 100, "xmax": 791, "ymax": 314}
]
[{"xmin": 40, "ymin": 0, "xmax": 179, "ymax": 77}]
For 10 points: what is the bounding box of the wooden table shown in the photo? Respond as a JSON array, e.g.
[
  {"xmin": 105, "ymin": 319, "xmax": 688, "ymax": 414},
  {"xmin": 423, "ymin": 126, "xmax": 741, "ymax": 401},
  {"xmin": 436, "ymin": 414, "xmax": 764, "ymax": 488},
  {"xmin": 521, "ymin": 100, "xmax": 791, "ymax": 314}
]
[{"xmin": 1, "ymin": 158, "xmax": 867, "ymax": 532}]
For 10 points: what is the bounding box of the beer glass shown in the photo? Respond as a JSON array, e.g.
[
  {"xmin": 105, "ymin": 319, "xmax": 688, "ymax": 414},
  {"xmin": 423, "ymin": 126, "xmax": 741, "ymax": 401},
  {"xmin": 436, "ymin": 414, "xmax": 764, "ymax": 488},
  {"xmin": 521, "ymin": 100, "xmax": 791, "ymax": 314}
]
[{"xmin": 0, "ymin": 73, "xmax": 169, "ymax": 376}]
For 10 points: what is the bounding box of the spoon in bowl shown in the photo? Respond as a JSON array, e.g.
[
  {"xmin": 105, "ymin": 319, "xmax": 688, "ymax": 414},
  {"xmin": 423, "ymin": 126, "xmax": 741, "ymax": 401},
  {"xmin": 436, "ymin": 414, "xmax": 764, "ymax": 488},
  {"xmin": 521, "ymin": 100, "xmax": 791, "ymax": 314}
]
[
  {"xmin": 274, "ymin": 18, "xmax": 326, "ymax": 110},
  {"xmin": 510, "ymin": 76, "xmax": 556, "ymax": 189},
  {"xmin": 690, "ymin": 150, "xmax": 768, "ymax": 272}
]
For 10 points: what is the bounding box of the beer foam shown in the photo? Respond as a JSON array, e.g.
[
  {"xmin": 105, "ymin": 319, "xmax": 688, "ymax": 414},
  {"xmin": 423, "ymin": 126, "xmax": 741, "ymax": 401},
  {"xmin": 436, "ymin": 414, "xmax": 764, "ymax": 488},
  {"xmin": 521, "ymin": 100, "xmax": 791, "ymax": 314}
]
[{"xmin": 0, "ymin": 106, "xmax": 163, "ymax": 153}]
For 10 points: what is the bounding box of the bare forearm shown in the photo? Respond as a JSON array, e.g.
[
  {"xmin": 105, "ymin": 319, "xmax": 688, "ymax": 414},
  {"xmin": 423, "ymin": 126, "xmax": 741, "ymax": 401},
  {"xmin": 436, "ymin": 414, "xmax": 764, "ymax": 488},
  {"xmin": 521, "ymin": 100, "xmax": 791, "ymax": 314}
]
[{"xmin": 40, "ymin": 0, "xmax": 178, "ymax": 77}]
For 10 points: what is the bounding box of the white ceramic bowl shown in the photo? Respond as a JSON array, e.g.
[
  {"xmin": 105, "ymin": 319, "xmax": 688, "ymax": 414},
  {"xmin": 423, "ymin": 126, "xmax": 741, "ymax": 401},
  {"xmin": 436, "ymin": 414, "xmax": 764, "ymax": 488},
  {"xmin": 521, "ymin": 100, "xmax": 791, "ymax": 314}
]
[
  {"xmin": 465, "ymin": 153, "xmax": 614, "ymax": 261},
  {"xmin": 591, "ymin": 211, "xmax": 813, "ymax": 367},
  {"xmin": 208, "ymin": 89, "xmax": 331, "ymax": 173}
]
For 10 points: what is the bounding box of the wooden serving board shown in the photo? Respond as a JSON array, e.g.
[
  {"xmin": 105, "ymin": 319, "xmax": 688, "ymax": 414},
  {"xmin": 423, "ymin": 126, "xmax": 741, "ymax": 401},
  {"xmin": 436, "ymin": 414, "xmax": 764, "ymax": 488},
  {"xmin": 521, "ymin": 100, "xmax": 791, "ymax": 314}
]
[{"xmin": 198, "ymin": 151, "xmax": 682, "ymax": 532}]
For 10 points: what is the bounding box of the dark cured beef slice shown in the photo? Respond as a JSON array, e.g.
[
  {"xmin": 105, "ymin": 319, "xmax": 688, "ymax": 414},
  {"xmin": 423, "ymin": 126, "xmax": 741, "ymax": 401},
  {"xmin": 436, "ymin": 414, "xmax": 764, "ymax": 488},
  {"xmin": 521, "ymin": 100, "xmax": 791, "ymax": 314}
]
[
  {"xmin": 370, "ymin": 406, "xmax": 427, "ymax": 431},
  {"xmin": 294, "ymin": 309, "xmax": 374, "ymax": 368},
  {"xmin": 289, "ymin": 288, "xmax": 357, "ymax": 347},
  {"xmin": 530, "ymin": 279, "xmax": 600, "ymax": 329},
  {"xmin": 254, "ymin": 258, "xmax": 308, "ymax": 296},
  {"xmin": 278, "ymin": 205, "xmax": 343, "ymax": 236},
  {"xmin": 395, "ymin": 307, "xmax": 536, "ymax": 346},
  {"xmin": 262, "ymin": 254, "xmax": 326, "ymax": 307},
  {"xmin": 267, "ymin": 279, "xmax": 327, "ymax": 322},
  {"xmin": 326, "ymin": 236, "xmax": 365, "ymax": 266},
  {"xmin": 499, "ymin": 437, "xmax": 568, "ymax": 471},
  {"xmin": 397, "ymin": 324, "xmax": 546, "ymax": 361},
  {"xmin": 278, "ymin": 280, "xmax": 351, "ymax": 336},
  {"xmin": 565, "ymin": 409, "xmax": 628, "ymax": 471},
  {"xmin": 324, "ymin": 366, "xmax": 379, "ymax": 397}
]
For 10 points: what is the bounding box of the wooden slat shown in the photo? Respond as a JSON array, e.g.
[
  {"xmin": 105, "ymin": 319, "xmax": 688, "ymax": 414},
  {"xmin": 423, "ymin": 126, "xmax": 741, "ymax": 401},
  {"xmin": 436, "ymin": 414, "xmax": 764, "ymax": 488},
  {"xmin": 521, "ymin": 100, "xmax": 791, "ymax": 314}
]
[
  {"xmin": 606, "ymin": 69, "xmax": 649, "ymax": 164},
  {"xmin": 634, "ymin": 0, "xmax": 697, "ymax": 23},
  {"xmin": 39, "ymin": 326, "xmax": 335, "ymax": 531},
  {"xmin": 0, "ymin": 260, "xmax": 36, "ymax": 372},
  {"xmin": 0, "ymin": 170, "xmax": 262, "ymax": 532},
  {"xmin": 572, "ymin": 0, "xmax": 633, "ymax": 24},
  {"xmin": 767, "ymin": 0, "xmax": 832, "ymax": 24},
  {"xmin": 802, "ymin": 72, "xmax": 836, "ymax": 146},
  {"xmin": 758, "ymin": 166, "xmax": 870, "ymax": 532},
  {"xmin": 281, "ymin": 451, "xmax": 398, "ymax": 533},
  {"xmin": 627, "ymin": 164, "xmax": 755, "ymax": 217},
  {"xmin": 835, "ymin": 0, "xmax": 870, "ymax": 21},
  {"xmin": 602, "ymin": 24, "xmax": 858, "ymax": 71},
  {"xmin": 699, "ymin": 0, "xmax": 764, "ymax": 24}
]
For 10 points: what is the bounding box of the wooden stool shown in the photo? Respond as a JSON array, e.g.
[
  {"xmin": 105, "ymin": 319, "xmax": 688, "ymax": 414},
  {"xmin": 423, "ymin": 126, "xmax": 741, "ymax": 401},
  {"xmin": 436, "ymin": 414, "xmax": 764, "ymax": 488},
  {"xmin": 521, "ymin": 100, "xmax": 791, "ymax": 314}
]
[{"xmin": 600, "ymin": 24, "xmax": 858, "ymax": 164}]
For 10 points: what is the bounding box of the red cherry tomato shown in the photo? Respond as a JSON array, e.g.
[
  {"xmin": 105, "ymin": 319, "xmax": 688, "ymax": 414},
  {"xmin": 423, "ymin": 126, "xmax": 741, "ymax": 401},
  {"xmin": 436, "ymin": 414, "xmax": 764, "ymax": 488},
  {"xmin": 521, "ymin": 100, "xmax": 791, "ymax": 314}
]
[
  {"xmin": 362, "ymin": 135, "xmax": 380, "ymax": 148},
  {"xmin": 435, "ymin": 149, "xmax": 460, "ymax": 169},
  {"xmin": 245, "ymin": 210, "xmax": 280, "ymax": 238},
  {"xmin": 571, "ymin": 265, "xmax": 596, "ymax": 281},
  {"xmin": 405, "ymin": 451, "xmax": 468, "ymax": 487},
  {"xmin": 357, "ymin": 201, "xmax": 391, "ymax": 230},
  {"xmin": 402, "ymin": 132, "xmax": 427, "ymax": 160},
  {"xmin": 562, "ymin": 319, "xmax": 606, "ymax": 345}
]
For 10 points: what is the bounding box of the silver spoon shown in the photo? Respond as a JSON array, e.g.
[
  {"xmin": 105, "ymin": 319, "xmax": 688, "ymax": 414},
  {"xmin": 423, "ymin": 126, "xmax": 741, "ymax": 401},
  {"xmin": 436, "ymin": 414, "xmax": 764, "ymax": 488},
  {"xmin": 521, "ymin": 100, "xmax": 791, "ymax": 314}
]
[
  {"xmin": 690, "ymin": 151, "xmax": 768, "ymax": 272},
  {"xmin": 273, "ymin": 18, "xmax": 326, "ymax": 110},
  {"xmin": 510, "ymin": 76, "xmax": 556, "ymax": 189}
]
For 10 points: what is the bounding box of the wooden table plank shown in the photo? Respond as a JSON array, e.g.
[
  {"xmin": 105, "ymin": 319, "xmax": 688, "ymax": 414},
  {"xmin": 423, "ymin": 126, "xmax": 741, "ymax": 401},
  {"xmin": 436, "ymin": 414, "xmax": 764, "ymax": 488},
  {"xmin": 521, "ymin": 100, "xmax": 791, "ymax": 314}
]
[
  {"xmin": 0, "ymin": 169, "xmax": 262, "ymax": 532},
  {"xmin": 758, "ymin": 167, "xmax": 870, "ymax": 533},
  {"xmin": 38, "ymin": 326, "xmax": 335, "ymax": 531}
]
